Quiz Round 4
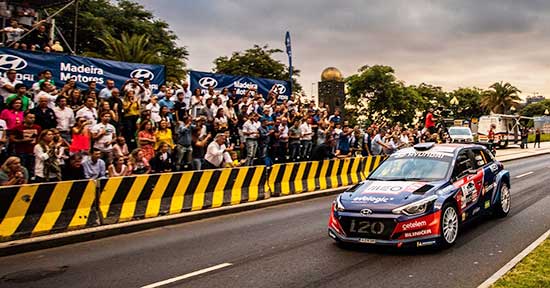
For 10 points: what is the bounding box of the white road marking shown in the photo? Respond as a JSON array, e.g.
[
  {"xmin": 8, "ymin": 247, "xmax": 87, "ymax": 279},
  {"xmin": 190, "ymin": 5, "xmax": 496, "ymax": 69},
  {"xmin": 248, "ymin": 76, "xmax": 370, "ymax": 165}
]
[
  {"xmin": 477, "ymin": 229, "xmax": 550, "ymax": 288},
  {"xmin": 140, "ymin": 263, "xmax": 233, "ymax": 288},
  {"xmin": 515, "ymin": 171, "xmax": 534, "ymax": 179}
]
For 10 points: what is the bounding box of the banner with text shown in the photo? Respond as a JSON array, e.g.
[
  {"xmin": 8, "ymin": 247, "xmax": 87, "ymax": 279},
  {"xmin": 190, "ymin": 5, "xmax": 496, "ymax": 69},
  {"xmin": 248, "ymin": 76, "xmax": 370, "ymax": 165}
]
[
  {"xmin": 189, "ymin": 70, "xmax": 290, "ymax": 101},
  {"xmin": 0, "ymin": 48, "xmax": 165, "ymax": 92}
]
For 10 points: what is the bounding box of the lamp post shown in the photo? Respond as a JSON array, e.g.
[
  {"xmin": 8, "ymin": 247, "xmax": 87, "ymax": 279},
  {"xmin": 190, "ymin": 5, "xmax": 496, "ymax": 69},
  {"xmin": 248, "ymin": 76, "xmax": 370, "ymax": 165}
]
[
  {"xmin": 449, "ymin": 96, "xmax": 459, "ymax": 117},
  {"xmin": 545, "ymin": 109, "xmax": 549, "ymax": 116},
  {"xmin": 510, "ymin": 106, "xmax": 516, "ymax": 115}
]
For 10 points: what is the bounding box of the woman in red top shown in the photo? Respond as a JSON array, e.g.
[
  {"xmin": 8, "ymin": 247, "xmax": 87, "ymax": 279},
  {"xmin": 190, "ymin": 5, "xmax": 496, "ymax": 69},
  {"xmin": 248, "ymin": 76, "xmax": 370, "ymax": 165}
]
[
  {"xmin": 137, "ymin": 121, "xmax": 156, "ymax": 161},
  {"xmin": 69, "ymin": 117, "xmax": 91, "ymax": 155}
]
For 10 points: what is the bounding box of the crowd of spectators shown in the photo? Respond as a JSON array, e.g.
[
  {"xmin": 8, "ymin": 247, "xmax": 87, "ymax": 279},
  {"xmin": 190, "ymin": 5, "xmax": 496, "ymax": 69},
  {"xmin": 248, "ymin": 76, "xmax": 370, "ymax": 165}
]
[
  {"xmin": 0, "ymin": 2, "xmax": 62, "ymax": 52},
  {"xmin": 0, "ymin": 66, "xmax": 446, "ymax": 186}
]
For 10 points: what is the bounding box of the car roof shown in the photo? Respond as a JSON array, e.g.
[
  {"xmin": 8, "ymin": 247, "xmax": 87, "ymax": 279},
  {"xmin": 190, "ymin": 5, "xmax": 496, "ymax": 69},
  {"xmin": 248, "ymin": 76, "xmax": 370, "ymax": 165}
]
[{"xmin": 397, "ymin": 143, "xmax": 482, "ymax": 155}]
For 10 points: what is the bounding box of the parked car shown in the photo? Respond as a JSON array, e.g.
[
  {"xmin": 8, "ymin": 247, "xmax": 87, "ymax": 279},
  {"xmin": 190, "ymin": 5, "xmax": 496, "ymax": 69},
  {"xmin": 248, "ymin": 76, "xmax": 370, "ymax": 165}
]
[{"xmin": 448, "ymin": 126, "xmax": 474, "ymax": 143}]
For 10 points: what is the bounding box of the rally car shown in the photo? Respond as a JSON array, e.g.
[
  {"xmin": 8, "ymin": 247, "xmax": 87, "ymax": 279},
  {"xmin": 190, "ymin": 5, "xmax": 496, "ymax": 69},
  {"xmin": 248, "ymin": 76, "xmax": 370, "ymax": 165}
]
[{"xmin": 328, "ymin": 143, "xmax": 511, "ymax": 248}]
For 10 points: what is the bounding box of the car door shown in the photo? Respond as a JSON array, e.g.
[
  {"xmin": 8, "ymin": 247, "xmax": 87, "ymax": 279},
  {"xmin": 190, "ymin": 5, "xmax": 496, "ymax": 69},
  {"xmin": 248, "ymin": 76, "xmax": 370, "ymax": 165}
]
[
  {"xmin": 451, "ymin": 149, "xmax": 484, "ymax": 222},
  {"xmin": 473, "ymin": 148, "xmax": 499, "ymax": 211}
]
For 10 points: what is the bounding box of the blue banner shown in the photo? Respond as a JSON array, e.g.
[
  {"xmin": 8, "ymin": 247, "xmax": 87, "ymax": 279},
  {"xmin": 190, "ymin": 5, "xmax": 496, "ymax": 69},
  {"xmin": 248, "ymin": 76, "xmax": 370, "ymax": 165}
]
[
  {"xmin": 189, "ymin": 70, "xmax": 290, "ymax": 102},
  {"xmin": 0, "ymin": 48, "xmax": 165, "ymax": 92}
]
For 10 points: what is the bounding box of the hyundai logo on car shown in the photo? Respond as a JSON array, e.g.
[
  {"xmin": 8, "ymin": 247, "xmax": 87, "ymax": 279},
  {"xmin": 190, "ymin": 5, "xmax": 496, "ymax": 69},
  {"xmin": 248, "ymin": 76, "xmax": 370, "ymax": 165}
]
[
  {"xmin": 360, "ymin": 209, "xmax": 373, "ymax": 216},
  {"xmin": 198, "ymin": 77, "xmax": 218, "ymax": 89},
  {"xmin": 130, "ymin": 69, "xmax": 155, "ymax": 81},
  {"xmin": 0, "ymin": 54, "xmax": 28, "ymax": 71}
]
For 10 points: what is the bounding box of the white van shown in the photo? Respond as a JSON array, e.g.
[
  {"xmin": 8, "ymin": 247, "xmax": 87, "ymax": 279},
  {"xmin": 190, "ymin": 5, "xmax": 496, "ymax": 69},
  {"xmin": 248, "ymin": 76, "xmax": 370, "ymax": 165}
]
[{"xmin": 477, "ymin": 114, "xmax": 531, "ymax": 148}]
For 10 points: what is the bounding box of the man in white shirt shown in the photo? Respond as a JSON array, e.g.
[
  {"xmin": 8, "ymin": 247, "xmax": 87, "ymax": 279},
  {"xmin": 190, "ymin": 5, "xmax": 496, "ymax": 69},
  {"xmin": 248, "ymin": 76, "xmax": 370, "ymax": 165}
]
[
  {"xmin": 300, "ymin": 118, "xmax": 313, "ymax": 160},
  {"xmin": 204, "ymin": 133, "xmax": 232, "ymax": 169},
  {"xmin": 34, "ymin": 81, "xmax": 58, "ymax": 109},
  {"xmin": 242, "ymin": 113, "xmax": 261, "ymax": 166},
  {"xmin": 53, "ymin": 96, "xmax": 75, "ymax": 142},
  {"xmin": 91, "ymin": 111, "xmax": 116, "ymax": 165},
  {"xmin": 76, "ymin": 96, "xmax": 98, "ymax": 126},
  {"xmin": 0, "ymin": 69, "xmax": 22, "ymax": 100}
]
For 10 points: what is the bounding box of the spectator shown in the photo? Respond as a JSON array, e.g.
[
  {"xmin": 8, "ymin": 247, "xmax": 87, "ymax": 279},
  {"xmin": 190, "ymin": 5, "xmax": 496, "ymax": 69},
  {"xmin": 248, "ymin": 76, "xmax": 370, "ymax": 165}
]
[
  {"xmin": 108, "ymin": 156, "xmax": 130, "ymax": 177},
  {"xmin": 243, "ymin": 113, "xmax": 260, "ymax": 166},
  {"xmin": 122, "ymin": 78, "xmax": 145, "ymax": 103},
  {"xmin": 424, "ymin": 108, "xmax": 437, "ymax": 134},
  {"xmin": 300, "ymin": 118, "xmax": 313, "ymax": 160},
  {"xmin": 53, "ymin": 96, "xmax": 75, "ymax": 142},
  {"xmin": 82, "ymin": 149, "xmax": 106, "ymax": 179},
  {"xmin": 32, "ymin": 95, "xmax": 57, "ymax": 129},
  {"xmin": 146, "ymin": 95, "xmax": 161, "ymax": 123},
  {"xmin": 59, "ymin": 79, "xmax": 77, "ymax": 99},
  {"xmin": 0, "ymin": 156, "xmax": 28, "ymax": 186},
  {"xmin": 122, "ymin": 90, "xmax": 140, "ymax": 149},
  {"xmin": 204, "ymin": 133, "xmax": 232, "ymax": 169},
  {"xmin": 0, "ymin": 69, "xmax": 21, "ymax": 105},
  {"xmin": 137, "ymin": 121, "xmax": 156, "ymax": 161},
  {"xmin": 176, "ymin": 116, "xmax": 193, "ymax": 170},
  {"xmin": 328, "ymin": 109, "xmax": 342, "ymax": 124},
  {"xmin": 91, "ymin": 111, "xmax": 116, "ymax": 165},
  {"xmin": 10, "ymin": 111, "xmax": 40, "ymax": 173},
  {"xmin": 83, "ymin": 81, "xmax": 97, "ymax": 98},
  {"xmin": 99, "ymin": 79, "xmax": 115, "ymax": 100},
  {"xmin": 75, "ymin": 96, "xmax": 98, "ymax": 126},
  {"xmin": 128, "ymin": 148, "xmax": 151, "ymax": 175},
  {"xmin": 113, "ymin": 136, "xmax": 129, "ymax": 161},
  {"xmin": 0, "ymin": 19, "xmax": 26, "ymax": 49},
  {"xmin": 192, "ymin": 128, "xmax": 211, "ymax": 170},
  {"xmin": 108, "ymin": 88, "xmax": 124, "ymax": 128},
  {"xmin": 534, "ymin": 128, "xmax": 541, "ymax": 148},
  {"xmin": 6, "ymin": 83, "xmax": 32, "ymax": 111},
  {"xmin": 288, "ymin": 119, "xmax": 302, "ymax": 161},
  {"xmin": 311, "ymin": 137, "xmax": 337, "ymax": 161},
  {"xmin": 0, "ymin": 97, "xmax": 24, "ymax": 130},
  {"xmin": 159, "ymin": 89, "xmax": 175, "ymax": 111},
  {"xmin": 27, "ymin": 23, "xmax": 50, "ymax": 52},
  {"xmin": 258, "ymin": 118, "xmax": 272, "ymax": 165},
  {"xmin": 151, "ymin": 142, "xmax": 174, "ymax": 173},
  {"xmin": 173, "ymin": 91, "xmax": 188, "ymax": 123},
  {"xmin": 190, "ymin": 88, "xmax": 204, "ymax": 118},
  {"xmin": 68, "ymin": 89, "xmax": 83, "ymax": 111},
  {"xmin": 69, "ymin": 117, "xmax": 91, "ymax": 156},
  {"xmin": 213, "ymin": 107, "xmax": 228, "ymax": 134},
  {"xmin": 158, "ymin": 106, "xmax": 173, "ymax": 128},
  {"xmin": 34, "ymin": 129, "xmax": 61, "ymax": 182},
  {"xmin": 35, "ymin": 81, "xmax": 58, "ymax": 109},
  {"xmin": 98, "ymin": 100, "xmax": 119, "ymax": 124},
  {"xmin": 61, "ymin": 153, "xmax": 85, "ymax": 181},
  {"xmin": 154, "ymin": 119, "xmax": 174, "ymax": 151},
  {"xmin": 336, "ymin": 125, "xmax": 352, "ymax": 158}
]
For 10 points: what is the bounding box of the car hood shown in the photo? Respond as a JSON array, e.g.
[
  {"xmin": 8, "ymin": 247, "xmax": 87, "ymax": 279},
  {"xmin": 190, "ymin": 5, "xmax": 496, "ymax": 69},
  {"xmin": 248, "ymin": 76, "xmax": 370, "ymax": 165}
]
[{"xmin": 339, "ymin": 180, "xmax": 447, "ymax": 211}]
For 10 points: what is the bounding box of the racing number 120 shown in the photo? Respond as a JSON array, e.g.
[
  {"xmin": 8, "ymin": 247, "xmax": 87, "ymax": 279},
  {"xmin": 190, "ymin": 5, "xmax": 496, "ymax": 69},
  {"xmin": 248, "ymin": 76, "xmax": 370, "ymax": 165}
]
[{"xmin": 350, "ymin": 220, "xmax": 384, "ymax": 234}]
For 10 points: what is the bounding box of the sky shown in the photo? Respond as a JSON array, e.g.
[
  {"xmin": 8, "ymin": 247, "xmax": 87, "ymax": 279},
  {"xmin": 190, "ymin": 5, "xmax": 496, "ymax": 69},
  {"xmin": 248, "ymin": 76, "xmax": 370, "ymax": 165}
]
[{"xmin": 136, "ymin": 0, "xmax": 550, "ymax": 100}]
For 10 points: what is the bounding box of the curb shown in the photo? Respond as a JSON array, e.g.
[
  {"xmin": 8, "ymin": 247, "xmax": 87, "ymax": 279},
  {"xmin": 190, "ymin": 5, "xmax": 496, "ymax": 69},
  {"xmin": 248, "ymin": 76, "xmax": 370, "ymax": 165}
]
[
  {"xmin": 497, "ymin": 150, "xmax": 550, "ymax": 163},
  {"xmin": 477, "ymin": 229, "xmax": 550, "ymax": 288},
  {"xmin": 1, "ymin": 151, "xmax": 548, "ymax": 257},
  {"xmin": 0, "ymin": 186, "xmax": 351, "ymax": 257}
]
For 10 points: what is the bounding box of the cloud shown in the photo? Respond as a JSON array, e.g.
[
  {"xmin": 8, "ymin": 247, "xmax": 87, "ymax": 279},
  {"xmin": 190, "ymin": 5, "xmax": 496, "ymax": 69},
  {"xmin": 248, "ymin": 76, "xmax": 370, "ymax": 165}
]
[{"xmin": 136, "ymin": 0, "xmax": 550, "ymax": 99}]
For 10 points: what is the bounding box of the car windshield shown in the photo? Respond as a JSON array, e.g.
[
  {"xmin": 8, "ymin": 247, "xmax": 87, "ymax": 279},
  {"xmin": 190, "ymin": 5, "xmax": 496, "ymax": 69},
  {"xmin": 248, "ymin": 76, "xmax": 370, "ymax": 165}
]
[
  {"xmin": 449, "ymin": 128, "xmax": 471, "ymax": 136},
  {"xmin": 369, "ymin": 152, "xmax": 453, "ymax": 181}
]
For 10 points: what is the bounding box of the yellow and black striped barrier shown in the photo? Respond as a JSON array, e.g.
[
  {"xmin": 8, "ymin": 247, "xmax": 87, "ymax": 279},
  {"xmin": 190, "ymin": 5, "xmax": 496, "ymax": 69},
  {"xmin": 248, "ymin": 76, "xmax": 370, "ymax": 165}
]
[
  {"xmin": 363, "ymin": 155, "xmax": 386, "ymax": 177},
  {"xmin": 98, "ymin": 166, "xmax": 269, "ymax": 224},
  {"xmin": 0, "ymin": 180, "xmax": 100, "ymax": 242},
  {"xmin": 268, "ymin": 157, "xmax": 370, "ymax": 196}
]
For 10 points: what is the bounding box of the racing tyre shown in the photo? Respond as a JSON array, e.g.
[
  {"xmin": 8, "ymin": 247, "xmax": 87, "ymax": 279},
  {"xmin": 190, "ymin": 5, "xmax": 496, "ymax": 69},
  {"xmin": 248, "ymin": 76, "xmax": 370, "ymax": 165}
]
[
  {"xmin": 438, "ymin": 203, "xmax": 459, "ymax": 248},
  {"xmin": 493, "ymin": 183, "xmax": 511, "ymax": 218}
]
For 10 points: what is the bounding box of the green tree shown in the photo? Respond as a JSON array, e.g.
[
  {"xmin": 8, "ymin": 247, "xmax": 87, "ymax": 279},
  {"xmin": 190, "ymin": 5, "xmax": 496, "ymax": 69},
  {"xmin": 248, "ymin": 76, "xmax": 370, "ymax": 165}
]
[
  {"xmin": 520, "ymin": 99, "xmax": 550, "ymax": 117},
  {"xmin": 50, "ymin": 0, "xmax": 188, "ymax": 82},
  {"xmin": 213, "ymin": 44, "xmax": 301, "ymax": 92},
  {"xmin": 345, "ymin": 65, "xmax": 425, "ymax": 125},
  {"xmin": 448, "ymin": 87, "xmax": 487, "ymax": 119},
  {"xmin": 481, "ymin": 82, "xmax": 521, "ymax": 114}
]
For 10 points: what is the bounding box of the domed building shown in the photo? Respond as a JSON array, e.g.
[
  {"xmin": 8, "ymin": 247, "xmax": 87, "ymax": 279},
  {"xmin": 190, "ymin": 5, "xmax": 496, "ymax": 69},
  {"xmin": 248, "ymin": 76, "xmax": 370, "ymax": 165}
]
[{"xmin": 318, "ymin": 67, "xmax": 345, "ymax": 115}]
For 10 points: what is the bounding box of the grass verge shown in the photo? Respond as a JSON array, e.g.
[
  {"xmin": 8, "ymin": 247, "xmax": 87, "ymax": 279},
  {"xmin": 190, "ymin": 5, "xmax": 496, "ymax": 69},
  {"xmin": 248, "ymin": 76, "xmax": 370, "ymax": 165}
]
[
  {"xmin": 491, "ymin": 237, "xmax": 550, "ymax": 288},
  {"xmin": 528, "ymin": 134, "xmax": 550, "ymax": 143}
]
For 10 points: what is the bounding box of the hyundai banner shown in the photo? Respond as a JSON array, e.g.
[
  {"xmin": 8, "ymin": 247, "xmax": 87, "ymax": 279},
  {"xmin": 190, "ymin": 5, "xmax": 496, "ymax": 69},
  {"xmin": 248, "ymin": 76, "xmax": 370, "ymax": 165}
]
[
  {"xmin": 0, "ymin": 48, "xmax": 165, "ymax": 92},
  {"xmin": 189, "ymin": 70, "xmax": 291, "ymax": 101}
]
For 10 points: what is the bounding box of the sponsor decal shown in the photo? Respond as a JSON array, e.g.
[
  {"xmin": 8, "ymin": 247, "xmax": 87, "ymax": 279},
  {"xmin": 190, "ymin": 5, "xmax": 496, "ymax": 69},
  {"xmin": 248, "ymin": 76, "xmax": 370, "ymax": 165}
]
[
  {"xmin": 485, "ymin": 200, "xmax": 491, "ymax": 209},
  {"xmin": 130, "ymin": 68, "xmax": 155, "ymax": 81},
  {"xmin": 352, "ymin": 196, "xmax": 394, "ymax": 204},
  {"xmin": 489, "ymin": 163, "xmax": 498, "ymax": 173},
  {"xmin": 401, "ymin": 220, "xmax": 427, "ymax": 231},
  {"xmin": 349, "ymin": 220, "xmax": 385, "ymax": 235},
  {"xmin": 402, "ymin": 182, "xmax": 426, "ymax": 193},
  {"xmin": 461, "ymin": 181, "xmax": 478, "ymax": 208},
  {"xmin": 59, "ymin": 63, "xmax": 105, "ymax": 84},
  {"xmin": 417, "ymin": 240, "xmax": 437, "ymax": 247},
  {"xmin": 273, "ymin": 83, "xmax": 286, "ymax": 94},
  {"xmin": 404, "ymin": 229, "xmax": 432, "ymax": 238},
  {"xmin": 0, "ymin": 54, "xmax": 27, "ymax": 70},
  {"xmin": 393, "ymin": 151, "xmax": 453, "ymax": 159},
  {"xmin": 462, "ymin": 212, "xmax": 467, "ymax": 221},
  {"xmin": 198, "ymin": 76, "xmax": 218, "ymax": 88},
  {"xmin": 361, "ymin": 181, "xmax": 425, "ymax": 195}
]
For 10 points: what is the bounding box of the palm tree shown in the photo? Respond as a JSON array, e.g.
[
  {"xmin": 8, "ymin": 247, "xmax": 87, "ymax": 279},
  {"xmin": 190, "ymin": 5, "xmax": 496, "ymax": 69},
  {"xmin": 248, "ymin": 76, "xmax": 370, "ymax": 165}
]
[
  {"xmin": 481, "ymin": 82, "xmax": 522, "ymax": 114},
  {"xmin": 84, "ymin": 32, "xmax": 162, "ymax": 64}
]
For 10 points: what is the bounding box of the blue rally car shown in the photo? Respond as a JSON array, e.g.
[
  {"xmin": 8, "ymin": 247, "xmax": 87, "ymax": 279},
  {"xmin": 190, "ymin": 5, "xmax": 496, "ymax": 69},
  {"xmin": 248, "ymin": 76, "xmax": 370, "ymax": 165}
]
[{"xmin": 328, "ymin": 143, "xmax": 511, "ymax": 248}]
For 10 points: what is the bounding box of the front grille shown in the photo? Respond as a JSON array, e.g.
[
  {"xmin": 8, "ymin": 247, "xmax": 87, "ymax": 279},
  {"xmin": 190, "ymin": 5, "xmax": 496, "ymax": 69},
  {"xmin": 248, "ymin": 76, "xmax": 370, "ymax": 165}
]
[{"xmin": 338, "ymin": 217, "xmax": 396, "ymax": 239}]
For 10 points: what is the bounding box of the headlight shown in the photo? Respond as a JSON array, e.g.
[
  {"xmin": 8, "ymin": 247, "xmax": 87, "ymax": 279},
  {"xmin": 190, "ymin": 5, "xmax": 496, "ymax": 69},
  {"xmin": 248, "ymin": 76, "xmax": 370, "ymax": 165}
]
[
  {"xmin": 392, "ymin": 195, "xmax": 438, "ymax": 216},
  {"xmin": 333, "ymin": 195, "xmax": 345, "ymax": 212}
]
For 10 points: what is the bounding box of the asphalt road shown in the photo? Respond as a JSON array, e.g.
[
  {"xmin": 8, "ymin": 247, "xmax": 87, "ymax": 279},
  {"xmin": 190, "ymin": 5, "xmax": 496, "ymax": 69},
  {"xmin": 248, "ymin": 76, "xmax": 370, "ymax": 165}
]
[{"xmin": 0, "ymin": 155, "xmax": 549, "ymax": 288}]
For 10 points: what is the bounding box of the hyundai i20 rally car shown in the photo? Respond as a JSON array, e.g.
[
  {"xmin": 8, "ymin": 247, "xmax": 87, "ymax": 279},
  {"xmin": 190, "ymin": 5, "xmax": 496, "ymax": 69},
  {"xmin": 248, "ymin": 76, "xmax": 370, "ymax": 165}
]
[{"xmin": 328, "ymin": 143, "xmax": 511, "ymax": 248}]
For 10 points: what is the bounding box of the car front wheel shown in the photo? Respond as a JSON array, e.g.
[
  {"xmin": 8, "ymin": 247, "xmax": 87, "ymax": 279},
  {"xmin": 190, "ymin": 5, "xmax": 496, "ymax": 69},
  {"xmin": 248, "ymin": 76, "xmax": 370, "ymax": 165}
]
[
  {"xmin": 438, "ymin": 203, "xmax": 459, "ymax": 248},
  {"xmin": 493, "ymin": 183, "xmax": 511, "ymax": 218}
]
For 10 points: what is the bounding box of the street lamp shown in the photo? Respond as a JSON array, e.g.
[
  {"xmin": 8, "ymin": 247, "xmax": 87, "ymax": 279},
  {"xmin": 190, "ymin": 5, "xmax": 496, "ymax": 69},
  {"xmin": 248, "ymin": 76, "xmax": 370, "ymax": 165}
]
[
  {"xmin": 545, "ymin": 109, "xmax": 549, "ymax": 116},
  {"xmin": 510, "ymin": 106, "xmax": 516, "ymax": 114}
]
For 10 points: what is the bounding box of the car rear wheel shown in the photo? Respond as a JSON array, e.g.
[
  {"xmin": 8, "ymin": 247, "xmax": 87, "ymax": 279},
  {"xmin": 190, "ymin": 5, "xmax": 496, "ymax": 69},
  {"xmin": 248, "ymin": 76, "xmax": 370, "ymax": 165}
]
[
  {"xmin": 438, "ymin": 203, "xmax": 459, "ymax": 248},
  {"xmin": 493, "ymin": 183, "xmax": 511, "ymax": 218}
]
